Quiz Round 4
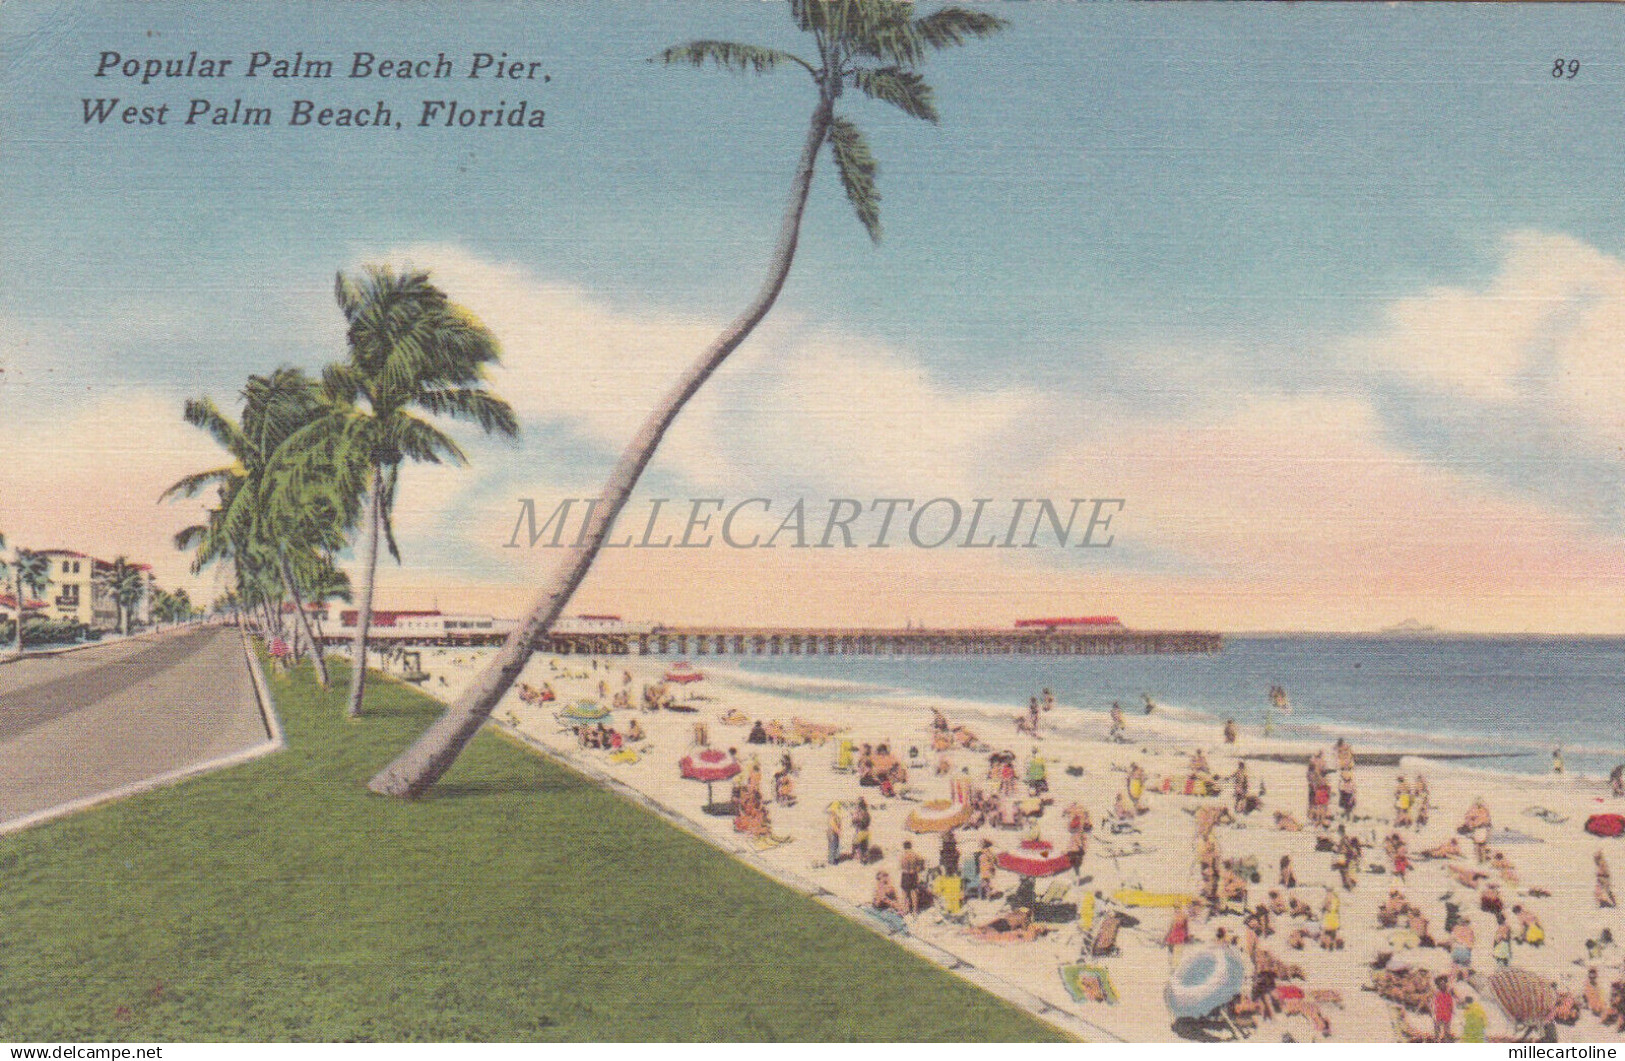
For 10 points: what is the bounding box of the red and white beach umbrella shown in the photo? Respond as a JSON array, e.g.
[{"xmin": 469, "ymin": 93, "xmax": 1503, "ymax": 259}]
[{"xmin": 680, "ymin": 747, "xmax": 741, "ymax": 803}]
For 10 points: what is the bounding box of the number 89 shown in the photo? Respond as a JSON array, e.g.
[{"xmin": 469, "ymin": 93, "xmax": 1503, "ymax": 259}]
[{"xmin": 1553, "ymin": 58, "xmax": 1580, "ymax": 79}]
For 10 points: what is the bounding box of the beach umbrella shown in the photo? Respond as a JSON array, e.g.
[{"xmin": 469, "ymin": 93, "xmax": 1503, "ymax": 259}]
[
  {"xmin": 906, "ymin": 800, "xmax": 972, "ymax": 834},
  {"xmin": 1487, "ymin": 968, "xmax": 1557, "ymax": 1032},
  {"xmin": 1165, "ymin": 945, "xmax": 1248, "ymax": 1019},
  {"xmin": 559, "ymin": 700, "xmax": 612, "ymax": 724},
  {"xmin": 680, "ymin": 747, "xmax": 741, "ymax": 804},
  {"xmin": 665, "ymin": 661, "xmax": 705, "ymax": 684},
  {"xmin": 996, "ymin": 847, "xmax": 1072, "ymax": 878}
]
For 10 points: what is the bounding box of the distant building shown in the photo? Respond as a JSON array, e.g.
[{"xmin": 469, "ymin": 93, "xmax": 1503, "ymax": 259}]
[
  {"xmin": 552, "ymin": 613, "xmax": 631, "ymax": 634},
  {"xmin": 1013, "ymin": 616, "xmax": 1125, "ymax": 631},
  {"xmin": 332, "ymin": 609, "xmax": 517, "ymax": 643},
  {"xmin": 32, "ymin": 549, "xmax": 154, "ymax": 630}
]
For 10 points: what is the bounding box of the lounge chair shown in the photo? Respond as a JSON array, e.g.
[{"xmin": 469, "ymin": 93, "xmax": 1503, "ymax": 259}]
[{"xmin": 1080, "ymin": 911, "xmax": 1122, "ymax": 958}]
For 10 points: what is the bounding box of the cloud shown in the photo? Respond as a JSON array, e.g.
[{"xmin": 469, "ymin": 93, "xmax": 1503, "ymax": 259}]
[
  {"xmin": 353, "ymin": 240, "xmax": 1625, "ymax": 632},
  {"xmin": 377, "ymin": 242, "xmax": 1047, "ymax": 500},
  {"xmin": 1347, "ymin": 231, "xmax": 1625, "ymax": 524}
]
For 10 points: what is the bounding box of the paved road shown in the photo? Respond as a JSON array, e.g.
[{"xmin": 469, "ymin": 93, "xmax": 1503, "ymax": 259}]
[{"xmin": 0, "ymin": 626, "xmax": 270, "ymax": 827}]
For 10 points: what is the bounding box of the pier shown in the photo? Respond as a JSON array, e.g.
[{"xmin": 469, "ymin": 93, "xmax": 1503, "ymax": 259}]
[{"xmin": 540, "ymin": 626, "xmax": 1222, "ymax": 657}]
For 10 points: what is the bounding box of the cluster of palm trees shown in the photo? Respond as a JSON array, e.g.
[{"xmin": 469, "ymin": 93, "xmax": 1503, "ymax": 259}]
[
  {"xmin": 164, "ymin": 267, "xmax": 517, "ymax": 714},
  {"xmin": 1, "ymin": 535, "xmax": 53, "ymax": 655},
  {"xmin": 1, "ymin": 533, "xmax": 196, "ymax": 656}
]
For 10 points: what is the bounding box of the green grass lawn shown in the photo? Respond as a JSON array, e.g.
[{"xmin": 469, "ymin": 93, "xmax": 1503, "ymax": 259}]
[{"xmin": 0, "ymin": 654, "xmax": 1064, "ymax": 1042}]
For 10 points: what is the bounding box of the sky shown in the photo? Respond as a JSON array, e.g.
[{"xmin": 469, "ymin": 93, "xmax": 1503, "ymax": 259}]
[{"xmin": 4, "ymin": 1, "xmax": 1625, "ymax": 632}]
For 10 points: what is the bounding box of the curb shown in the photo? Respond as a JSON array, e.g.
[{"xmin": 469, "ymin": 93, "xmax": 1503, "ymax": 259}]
[
  {"xmin": 0, "ymin": 629, "xmax": 286, "ymax": 838},
  {"xmin": 492, "ymin": 719, "xmax": 1123, "ymax": 1044},
  {"xmin": 0, "ymin": 621, "xmax": 210, "ymax": 667},
  {"xmin": 241, "ymin": 629, "xmax": 286, "ymax": 746}
]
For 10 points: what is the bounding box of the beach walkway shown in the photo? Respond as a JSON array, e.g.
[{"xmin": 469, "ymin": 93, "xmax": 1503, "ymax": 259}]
[{"xmin": 0, "ymin": 625, "xmax": 271, "ymax": 830}]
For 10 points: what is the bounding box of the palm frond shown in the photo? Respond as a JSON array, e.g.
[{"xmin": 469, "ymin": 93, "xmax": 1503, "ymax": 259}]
[
  {"xmin": 655, "ymin": 40, "xmax": 813, "ymax": 75},
  {"xmin": 181, "ymin": 397, "xmax": 248, "ymax": 456},
  {"xmin": 173, "ymin": 524, "xmax": 209, "ymax": 551},
  {"xmin": 158, "ymin": 465, "xmax": 240, "ymax": 502},
  {"xmin": 851, "ymin": 66, "xmax": 937, "ymax": 122},
  {"xmin": 416, "ymin": 388, "xmax": 520, "ymax": 438},
  {"xmin": 827, "ymin": 115, "xmax": 881, "ymax": 242},
  {"xmin": 389, "ymin": 414, "xmax": 468, "ymax": 467},
  {"xmin": 913, "ymin": 7, "xmax": 1008, "ymax": 50}
]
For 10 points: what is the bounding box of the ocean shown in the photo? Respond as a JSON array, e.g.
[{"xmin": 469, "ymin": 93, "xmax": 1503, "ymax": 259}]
[{"xmin": 723, "ymin": 635, "xmax": 1625, "ymax": 779}]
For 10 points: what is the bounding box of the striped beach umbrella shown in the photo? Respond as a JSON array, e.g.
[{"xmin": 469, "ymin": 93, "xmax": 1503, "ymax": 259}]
[
  {"xmin": 680, "ymin": 747, "xmax": 741, "ymax": 803},
  {"xmin": 905, "ymin": 799, "xmax": 972, "ymax": 834},
  {"xmin": 559, "ymin": 700, "xmax": 612, "ymax": 724}
]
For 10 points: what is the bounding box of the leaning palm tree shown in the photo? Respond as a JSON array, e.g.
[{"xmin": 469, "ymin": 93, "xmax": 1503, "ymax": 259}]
[
  {"xmin": 370, "ymin": 0, "xmax": 1005, "ymax": 797},
  {"xmin": 300, "ymin": 267, "xmax": 517, "ymax": 717}
]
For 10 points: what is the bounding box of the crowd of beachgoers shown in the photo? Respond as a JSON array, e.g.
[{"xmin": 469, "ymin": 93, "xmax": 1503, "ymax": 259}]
[{"xmin": 405, "ymin": 649, "xmax": 1625, "ymax": 1043}]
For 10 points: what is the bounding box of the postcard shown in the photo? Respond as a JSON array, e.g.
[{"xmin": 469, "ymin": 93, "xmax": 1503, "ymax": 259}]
[{"xmin": 2, "ymin": 0, "xmax": 1623, "ymax": 1046}]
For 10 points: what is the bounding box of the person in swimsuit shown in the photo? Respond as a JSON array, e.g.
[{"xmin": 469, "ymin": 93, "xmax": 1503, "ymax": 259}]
[
  {"xmin": 1512, "ymin": 904, "xmax": 1545, "ymax": 946},
  {"xmin": 1450, "ymin": 919, "xmax": 1475, "ymax": 977},
  {"xmin": 1320, "ymin": 888, "xmax": 1340, "ymax": 950},
  {"xmin": 1393, "ymin": 775, "xmax": 1413, "ymax": 828},
  {"xmin": 1164, "ymin": 903, "xmax": 1192, "ymax": 952},
  {"xmin": 977, "ymin": 839, "xmax": 998, "ymax": 900},
  {"xmin": 850, "ymin": 798, "xmax": 872, "ymax": 863},
  {"xmin": 872, "ymin": 871, "xmax": 905, "ymax": 914},
  {"xmin": 1462, "ymin": 798, "xmax": 1492, "ymax": 863},
  {"xmin": 898, "ymin": 841, "xmax": 927, "ymax": 915}
]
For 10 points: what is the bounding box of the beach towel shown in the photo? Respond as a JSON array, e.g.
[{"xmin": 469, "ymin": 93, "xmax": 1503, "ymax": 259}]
[
  {"xmin": 1522, "ymin": 806, "xmax": 1568, "ymax": 825},
  {"xmin": 1488, "ymin": 828, "xmax": 1543, "ymax": 845},
  {"xmin": 1059, "ymin": 963, "xmax": 1119, "ymax": 1005},
  {"xmin": 751, "ymin": 833, "xmax": 793, "ymax": 852},
  {"xmin": 607, "ymin": 749, "xmax": 639, "ymax": 765},
  {"xmin": 1114, "ymin": 888, "xmax": 1195, "ymax": 909},
  {"xmin": 863, "ymin": 906, "xmax": 909, "ymax": 935},
  {"xmin": 1585, "ymin": 813, "xmax": 1625, "ymax": 838}
]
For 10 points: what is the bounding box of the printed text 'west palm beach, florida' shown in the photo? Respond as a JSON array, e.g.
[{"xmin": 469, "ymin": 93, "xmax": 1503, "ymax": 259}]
[{"xmin": 83, "ymin": 50, "xmax": 548, "ymax": 128}]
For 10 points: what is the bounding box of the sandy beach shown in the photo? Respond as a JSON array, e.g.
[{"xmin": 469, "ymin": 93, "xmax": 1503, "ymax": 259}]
[{"xmin": 399, "ymin": 648, "xmax": 1625, "ymax": 1043}]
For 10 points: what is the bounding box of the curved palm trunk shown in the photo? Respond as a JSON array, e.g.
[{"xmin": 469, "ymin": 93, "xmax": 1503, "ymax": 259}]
[
  {"xmin": 370, "ymin": 96, "xmax": 835, "ymax": 797},
  {"xmin": 347, "ymin": 464, "xmax": 384, "ymax": 717},
  {"xmin": 278, "ymin": 550, "xmax": 330, "ymax": 687}
]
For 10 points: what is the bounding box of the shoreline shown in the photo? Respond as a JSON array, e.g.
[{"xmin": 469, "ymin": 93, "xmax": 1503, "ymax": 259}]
[
  {"xmin": 700, "ymin": 657, "xmax": 1625, "ymax": 786},
  {"xmin": 403, "ymin": 647, "xmax": 1625, "ymax": 1043}
]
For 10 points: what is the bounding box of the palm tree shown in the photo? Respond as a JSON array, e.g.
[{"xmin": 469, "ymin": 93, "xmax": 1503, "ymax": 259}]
[
  {"xmin": 300, "ymin": 266, "xmax": 517, "ymax": 718},
  {"xmin": 163, "ymin": 368, "xmax": 345, "ymax": 684},
  {"xmin": 297, "ymin": 556, "xmax": 351, "ymax": 650},
  {"xmin": 151, "ymin": 588, "xmax": 175, "ymax": 630},
  {"xmin": 106, "ymin": 556, "xmax": 146, "ymax": 636},
  {"xmin": 11, "ymin": 548, "xmax": 51, "ymax": 652},
  {"xmin": 369, "ymin": 0, "xmax": 1005, "ymax": 798}
]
